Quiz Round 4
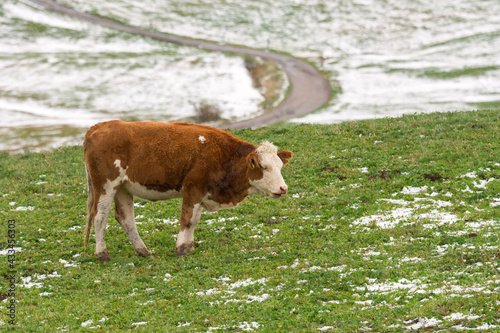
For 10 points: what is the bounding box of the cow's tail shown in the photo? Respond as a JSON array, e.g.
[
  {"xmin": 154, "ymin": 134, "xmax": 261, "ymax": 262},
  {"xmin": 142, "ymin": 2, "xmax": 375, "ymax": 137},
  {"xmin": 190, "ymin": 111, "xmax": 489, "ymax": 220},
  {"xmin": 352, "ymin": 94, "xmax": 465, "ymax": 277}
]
[{"xmin": 84, "ymin": 163, "xmax": 94, "ymax": 249}]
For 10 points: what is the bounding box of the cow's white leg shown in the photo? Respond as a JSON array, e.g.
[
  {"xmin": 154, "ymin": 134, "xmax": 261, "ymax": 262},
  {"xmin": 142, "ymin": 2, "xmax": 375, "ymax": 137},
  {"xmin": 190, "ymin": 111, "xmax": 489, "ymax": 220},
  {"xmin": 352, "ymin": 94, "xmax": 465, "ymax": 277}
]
[
  {"xmin": 176, "ymin": 203, "xmax": 202, "ymax": 257},
  {"xmin": 114, "ymin": 188, "xmax": 151, "ymax": 258},
  {"xmin": 93, "ymin": 166, "xmax": 127, "ymax": 262},
  {"xmin": 94, "ymin": 192, "xmax": 114, "ymax": 262}
]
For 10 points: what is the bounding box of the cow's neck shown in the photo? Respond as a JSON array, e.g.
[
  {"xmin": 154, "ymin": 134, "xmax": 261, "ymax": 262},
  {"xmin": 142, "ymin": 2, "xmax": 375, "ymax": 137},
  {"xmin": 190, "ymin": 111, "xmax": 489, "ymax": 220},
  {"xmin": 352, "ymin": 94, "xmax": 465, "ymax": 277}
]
[{"xmin": 207, "ymin": 157, "xmax": 252, "ymax": 206}]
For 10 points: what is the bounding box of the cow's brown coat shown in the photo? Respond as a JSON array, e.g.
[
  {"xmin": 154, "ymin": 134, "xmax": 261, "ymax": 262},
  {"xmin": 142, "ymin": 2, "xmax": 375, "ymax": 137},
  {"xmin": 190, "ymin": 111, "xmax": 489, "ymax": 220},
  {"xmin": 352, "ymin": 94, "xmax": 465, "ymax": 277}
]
[{"xmin": 83, "ymin": 120, "xmax": 292, "ymax": 261}]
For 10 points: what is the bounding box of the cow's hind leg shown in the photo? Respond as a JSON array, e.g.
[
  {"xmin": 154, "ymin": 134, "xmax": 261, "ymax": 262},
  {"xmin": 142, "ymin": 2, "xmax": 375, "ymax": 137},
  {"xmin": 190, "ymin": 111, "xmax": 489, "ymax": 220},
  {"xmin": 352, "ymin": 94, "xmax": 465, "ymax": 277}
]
[
  {"xmin": 84, "ymin": 164, "xmax": 95, "ymax": 249},
  {"xmin": 176, "ymin": 202, "xmax": 203, "ymax": 257},
  {"xmin": 93, "ymin": 190, "xmax": 115, "ymax": 262},
  {"xmin": 115, "ymin": 187, "xmax": 151, "ymax": 258}
]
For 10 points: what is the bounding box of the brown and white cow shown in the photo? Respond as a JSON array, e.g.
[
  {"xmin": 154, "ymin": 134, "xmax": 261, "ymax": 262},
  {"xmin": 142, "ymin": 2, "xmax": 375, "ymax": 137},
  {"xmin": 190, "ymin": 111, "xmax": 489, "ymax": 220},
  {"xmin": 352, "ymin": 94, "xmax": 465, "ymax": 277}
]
[{"xmin": 83, "ymin": 121, "xmax": 292, "ymax": 262}]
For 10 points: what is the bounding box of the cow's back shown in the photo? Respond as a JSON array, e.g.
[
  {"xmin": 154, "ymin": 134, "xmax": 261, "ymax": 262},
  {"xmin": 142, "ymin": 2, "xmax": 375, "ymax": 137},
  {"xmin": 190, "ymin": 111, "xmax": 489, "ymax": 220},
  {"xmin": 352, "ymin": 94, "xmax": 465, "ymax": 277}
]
[{"xmin": 84, "ymin": 121, "xmax": 255, "ymax": 191}]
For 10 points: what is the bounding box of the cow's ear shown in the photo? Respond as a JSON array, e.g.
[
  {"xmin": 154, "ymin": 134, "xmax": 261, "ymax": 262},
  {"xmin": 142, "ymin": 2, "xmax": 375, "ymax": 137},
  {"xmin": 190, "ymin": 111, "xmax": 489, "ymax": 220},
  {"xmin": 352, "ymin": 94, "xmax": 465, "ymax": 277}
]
[
  {"xmin": 278, "ymin": 150, "xmax": 292, "ymax": 166},
  {"xmin": 247, "ymin": 152, "xmax": 260, "ymax": 170}
]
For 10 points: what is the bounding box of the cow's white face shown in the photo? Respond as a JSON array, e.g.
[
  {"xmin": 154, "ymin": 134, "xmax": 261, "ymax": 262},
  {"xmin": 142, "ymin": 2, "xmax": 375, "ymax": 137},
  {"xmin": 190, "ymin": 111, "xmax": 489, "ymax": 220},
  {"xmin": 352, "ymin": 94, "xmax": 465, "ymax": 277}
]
[{"xmin": 248, "ymin": 142, "xmax": 292, "ymax": 198}]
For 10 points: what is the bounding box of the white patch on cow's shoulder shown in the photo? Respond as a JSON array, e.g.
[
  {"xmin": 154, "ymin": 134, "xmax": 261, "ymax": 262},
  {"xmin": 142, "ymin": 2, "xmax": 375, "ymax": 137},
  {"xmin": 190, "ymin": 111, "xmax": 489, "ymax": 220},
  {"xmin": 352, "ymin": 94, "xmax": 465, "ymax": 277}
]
[
  {"xmin": 114, "ymin": 159, "xmax": 122, "ymax": 169},
  {"xmin": 199, "ymin": 136, "xmax": 206, "ymax": 144}
]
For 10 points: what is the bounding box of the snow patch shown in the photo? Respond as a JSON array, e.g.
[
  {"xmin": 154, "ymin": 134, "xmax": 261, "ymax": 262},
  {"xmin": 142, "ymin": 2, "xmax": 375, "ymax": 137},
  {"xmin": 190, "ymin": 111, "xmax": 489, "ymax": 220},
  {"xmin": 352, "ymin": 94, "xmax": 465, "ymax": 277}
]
[{"xmin": 0, "ymin": 247, "xmax": 22, "ymax": 255}]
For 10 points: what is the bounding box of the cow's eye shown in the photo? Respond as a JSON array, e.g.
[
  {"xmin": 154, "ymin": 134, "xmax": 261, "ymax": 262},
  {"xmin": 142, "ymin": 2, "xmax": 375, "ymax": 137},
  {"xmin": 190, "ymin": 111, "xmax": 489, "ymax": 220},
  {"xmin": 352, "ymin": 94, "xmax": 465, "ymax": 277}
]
[{"xmin": 260, "ymin": 165, "xmax": 268, "ymax": 171}]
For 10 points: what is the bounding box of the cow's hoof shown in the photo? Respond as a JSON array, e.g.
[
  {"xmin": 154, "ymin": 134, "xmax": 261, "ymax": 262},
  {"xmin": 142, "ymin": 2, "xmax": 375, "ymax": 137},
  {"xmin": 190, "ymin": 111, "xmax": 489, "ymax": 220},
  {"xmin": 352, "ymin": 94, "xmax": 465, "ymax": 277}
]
[
  {"xmin": 136, "ymin": 248, "xmax": 152, "ymax": 258},
  {"xmin": 96, "ymin": 249, "xmax": 111, "ymax": 263},
  {"xmin": 176, "ymin": 243, "xmax": 193, "ymax": 257}
]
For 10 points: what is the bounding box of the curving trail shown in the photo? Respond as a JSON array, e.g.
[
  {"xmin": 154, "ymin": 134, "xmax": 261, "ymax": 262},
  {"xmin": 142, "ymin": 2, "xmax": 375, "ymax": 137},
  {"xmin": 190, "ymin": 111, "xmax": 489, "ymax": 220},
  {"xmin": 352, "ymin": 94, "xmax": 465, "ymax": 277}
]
[{"xmin": 29, "ymin": 0, "xmax": 331, "ymax": 129}]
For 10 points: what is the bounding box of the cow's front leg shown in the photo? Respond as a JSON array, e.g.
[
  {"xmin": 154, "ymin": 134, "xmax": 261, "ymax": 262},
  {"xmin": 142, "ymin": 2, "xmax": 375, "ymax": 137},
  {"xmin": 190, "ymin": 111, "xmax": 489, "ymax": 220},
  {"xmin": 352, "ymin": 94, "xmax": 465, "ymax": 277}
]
[{"xmin": 176, "ymin": 201, "xmax": 203, "ymax": 257}]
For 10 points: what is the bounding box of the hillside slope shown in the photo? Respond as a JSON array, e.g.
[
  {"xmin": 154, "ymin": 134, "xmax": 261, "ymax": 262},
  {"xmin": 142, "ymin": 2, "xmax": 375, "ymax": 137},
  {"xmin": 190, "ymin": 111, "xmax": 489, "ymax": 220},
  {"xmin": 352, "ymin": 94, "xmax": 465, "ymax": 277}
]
[{"xmin": 0, "ymin": 110, "xmax": 499, "ymax": 331}]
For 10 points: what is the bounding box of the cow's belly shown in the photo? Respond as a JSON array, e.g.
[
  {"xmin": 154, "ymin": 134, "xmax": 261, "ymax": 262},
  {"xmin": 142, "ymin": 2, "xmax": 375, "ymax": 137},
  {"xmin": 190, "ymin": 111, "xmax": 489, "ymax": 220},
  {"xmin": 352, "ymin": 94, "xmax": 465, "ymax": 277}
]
[
  {"xmin": 201, "ymin": 198, "xmax": 238, "ymax": 212},
  {"xmin": 124, "ymin": 181, "xmax": 182, "ymax": 201}
]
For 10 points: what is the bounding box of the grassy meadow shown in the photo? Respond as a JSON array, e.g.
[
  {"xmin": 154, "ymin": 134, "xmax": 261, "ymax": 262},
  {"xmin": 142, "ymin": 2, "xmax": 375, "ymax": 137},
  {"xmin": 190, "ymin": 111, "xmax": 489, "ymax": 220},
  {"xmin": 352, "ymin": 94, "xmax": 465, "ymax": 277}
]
[{"xmin": 0, "ymin": 110, "xmax": 499, "ymax": 331}]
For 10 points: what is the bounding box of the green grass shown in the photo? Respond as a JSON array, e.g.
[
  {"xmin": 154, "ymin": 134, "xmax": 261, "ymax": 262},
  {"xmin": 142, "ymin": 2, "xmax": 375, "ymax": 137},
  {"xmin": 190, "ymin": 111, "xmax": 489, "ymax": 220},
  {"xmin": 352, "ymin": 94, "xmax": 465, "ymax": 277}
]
[
  {"xmin": 1, "ymin": 110, "xmax": 499, "ymax": 331},
  {"xmin": 387, "ymin": 66, "xmax": 500, "ymax": 80}
]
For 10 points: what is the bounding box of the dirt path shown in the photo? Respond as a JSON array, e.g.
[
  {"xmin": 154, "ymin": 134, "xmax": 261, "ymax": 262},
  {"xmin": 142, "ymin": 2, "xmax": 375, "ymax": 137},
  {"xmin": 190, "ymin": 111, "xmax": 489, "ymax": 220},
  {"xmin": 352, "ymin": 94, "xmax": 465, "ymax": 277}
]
[{"xmin": 29, "ymin": 0, "xmax": 331, "ymax": 129}]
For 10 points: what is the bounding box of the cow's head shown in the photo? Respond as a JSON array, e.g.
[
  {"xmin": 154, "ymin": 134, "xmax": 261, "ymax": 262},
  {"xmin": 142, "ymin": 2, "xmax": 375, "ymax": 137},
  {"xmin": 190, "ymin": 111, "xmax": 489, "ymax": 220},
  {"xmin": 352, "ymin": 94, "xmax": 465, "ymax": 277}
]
[{"xmin": 247, "ymin": 141, "xmax": 292, "ymax": 198}]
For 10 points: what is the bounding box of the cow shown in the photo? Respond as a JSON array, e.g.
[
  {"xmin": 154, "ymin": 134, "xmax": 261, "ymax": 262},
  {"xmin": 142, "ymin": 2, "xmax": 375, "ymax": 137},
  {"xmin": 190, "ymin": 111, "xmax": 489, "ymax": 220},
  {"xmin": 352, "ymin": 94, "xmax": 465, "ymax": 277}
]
[{"xmin": 83, "ymin": 121, "xmax": 292, "ymax": 262}]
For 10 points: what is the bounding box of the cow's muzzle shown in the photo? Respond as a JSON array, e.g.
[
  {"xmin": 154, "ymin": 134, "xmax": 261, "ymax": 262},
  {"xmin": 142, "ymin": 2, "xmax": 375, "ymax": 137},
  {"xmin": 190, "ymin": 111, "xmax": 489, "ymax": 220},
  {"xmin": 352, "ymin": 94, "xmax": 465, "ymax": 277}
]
[{"xmin": 272, "ymin": 185, "xmax": 288, "ymax": 198}]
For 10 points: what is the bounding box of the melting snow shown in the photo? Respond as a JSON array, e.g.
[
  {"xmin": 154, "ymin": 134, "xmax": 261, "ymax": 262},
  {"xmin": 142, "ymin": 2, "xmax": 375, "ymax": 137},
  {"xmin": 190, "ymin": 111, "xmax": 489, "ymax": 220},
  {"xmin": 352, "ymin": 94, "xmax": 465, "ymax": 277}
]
[
  {"xmin": 405, "ymin": 317, "xmax": 442, "ymax": 330},
  {"xmin": 351, "ymin": 170, "xmax": 498, "ymax": 230},
  {"xmin": 14, "ymin": 206, "xmax": 35, "ymax": 211},
  {"xmin": 445, "ymin": 313, "xmax": 483, "ymax": 321},
  {"xmin": 131, "ymin": 322, "xmax": 148, "ymax": 326},
  {"xmin": 59, "ymin": 259, "xmax": 79, "ymax": 267},
  {"xmin": 0, "ymin": 247, "xmax": 22, "ymax": 255},
  {"xmin": 357, "ymin": 278, "xmax": 426, "ymax": 293},
  {"xmin": 229, "ymin": 278, "xmax": 267, "ymax": 289},
  {"xmin": 207, "ymin": 322, "xmax": 260, "ymax": 332},
  {"xmin": 351, "ymin": 207, "xmax": 414, "ymax": 229},
  {"xmin": 400, "ymin": 186, "xmax": 428, "ymax": 195},
  {"xmin": 81, "ymin": 320, "xmax": 94, "ymax": 327},
  {"xmin": 20, "ymin": 276, "xmax": 43, "ymax": 289},
  {"xmin": 474, "ymin": 178, "xmax": 495, "ymax": 189}
]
